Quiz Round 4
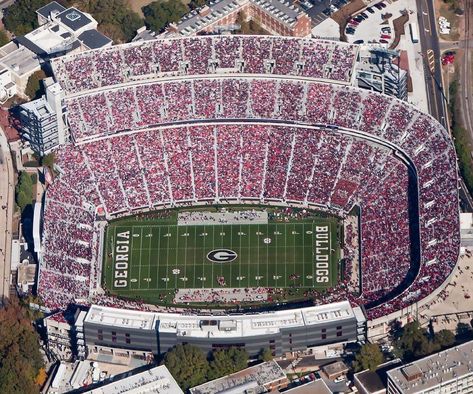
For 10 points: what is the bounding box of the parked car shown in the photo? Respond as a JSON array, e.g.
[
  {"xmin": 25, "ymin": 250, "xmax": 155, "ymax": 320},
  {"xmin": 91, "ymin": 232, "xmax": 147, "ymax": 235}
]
[
  {"xmin": 374, "ymin": 3, "xmax": 383, "ymax": 9},
  {"xmin": 360, "ymin": 12, "xmax": 368, "ymax": 18},
  {"xmin": 381, "ymin": 34, "xmax": 391, "ymax": 39},
  {"xmin": 367, "ymin": 7, "xmax": 375, "ymax": 13},
  {"xmin": 381, "ymin": 26, "xmax": 392, "ymax": 33},
  {"xmin": 379, "ymin": 39, "xmax": 388, "ymax": 43},
  {"xmin": 346, "ymin": 29, "xmax": 355, "ymax": 35},
  {"xmin": 350, "ymin": 19, "xmax": 359, "ymax": 25},
  {"xmin": 354, "ymin": 39, "xmax": 364, "ymax": 44},
  {"xmin": 379, "ymin": 2, "xmax": 387, "ymax": 8}
]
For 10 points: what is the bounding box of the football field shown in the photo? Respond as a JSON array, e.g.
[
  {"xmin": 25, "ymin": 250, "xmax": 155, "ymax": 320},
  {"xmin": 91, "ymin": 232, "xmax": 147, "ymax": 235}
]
[{"xmin": 103, "ymin": 211, "xmax": 339, "ymax": 302}]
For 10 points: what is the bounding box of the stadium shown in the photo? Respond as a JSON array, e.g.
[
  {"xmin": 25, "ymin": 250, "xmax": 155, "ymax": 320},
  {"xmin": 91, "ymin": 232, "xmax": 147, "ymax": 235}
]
[{"xmin": 37, "ymin": 35, "xmax": 460, "ymax": 354}]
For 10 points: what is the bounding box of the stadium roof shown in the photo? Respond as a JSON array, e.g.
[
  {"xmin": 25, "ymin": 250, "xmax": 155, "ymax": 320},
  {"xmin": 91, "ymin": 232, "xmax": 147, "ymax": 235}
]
[
  {"xmin": 387, "ymin": 340, "xmax": 473, "ymax": 393},
  {"xmin": 85, "ymin": 301, "xmax": 364, "ymax": 338}
]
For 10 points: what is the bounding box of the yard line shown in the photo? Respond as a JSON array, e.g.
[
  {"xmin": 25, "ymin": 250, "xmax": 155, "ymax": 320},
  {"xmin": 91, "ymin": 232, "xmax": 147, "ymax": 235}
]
[
  {"xmin": 266, "ymin": 223, "xmax": 269, "ymax": 287},
  {"xmin": 138, "ymin": 227, "xmax": 143, "ymax": 290},
  {"xmin": 165, "ymin": 225, "xmax": 169, "ymax": 290},
  {"xmin": 193, "ymin": 226, "xmax": 197, "ymax": 289},
  {"xmin": 284, "ymin": 224, "xmax": 287, "ymax": 288},
  {"xmin": 184, "ymin": 225, "xmax": 188, "ymax": 287},
  {"xmin": 156, "ymin": 226, "xmax": 161, "ymax": 291},
  {"xmin": 147, "ymin": 227, "xmax": 152, "ymax": 290},
  {"xmin": 175, "ymin": 225, "xmax": 179, "ymax": 289},
  {"xmin": 302, "ymin": 223, "xmax": 305, "ymax": 287}
]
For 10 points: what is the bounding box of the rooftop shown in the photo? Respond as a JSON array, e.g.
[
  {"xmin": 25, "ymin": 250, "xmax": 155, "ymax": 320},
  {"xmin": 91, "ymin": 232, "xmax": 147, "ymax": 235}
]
[
  {"xmin": 280, "ymin": 379, "xmax": 331, "ymax": 394},
  {"xmin": 81, "ymin": 365, "xmax": 183, "ymax": 394},
  {"xmin": 387, "ymin": 340, "xmax": 473, "ymax": 393},
  {"xmin": 78, "ymin": 29, "xmax": 112, "ymax": 50},
  {"xmin": 56, "ymin": 8, "xmax": 93, "ymax": 32},
  {"xmin": 175, "ymin": 0, "xmax": 302, "ymax": 35},
  {"xmin": 190, "ymin": 360, "xmax": 286, "ymax": 394},
  {"xmin": 36, "ymin": 1, "xmax": 66, "ymax": 19},
  {"xmin": 85, "ymin": 301, "xmax": 362, "ymax": 339}
]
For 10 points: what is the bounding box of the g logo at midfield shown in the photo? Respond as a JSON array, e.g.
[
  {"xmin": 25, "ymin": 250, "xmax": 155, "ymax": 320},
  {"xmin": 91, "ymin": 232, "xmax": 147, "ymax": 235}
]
[{"xmin": 207, "ymin": 249, "xmax": 238, "ymax": 263}]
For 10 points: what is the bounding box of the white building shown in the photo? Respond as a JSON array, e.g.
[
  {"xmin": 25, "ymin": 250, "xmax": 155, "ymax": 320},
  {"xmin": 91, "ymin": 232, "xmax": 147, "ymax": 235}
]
[
  {"xmin": 0, "ymin": 1, "xmax": 111, "ymax": 104},
  {"xmin": 18, "ymin": 77, "xmax": 67, "ymax": 155},
  {"xmin": 387, "ymin": 340, "xmax": 473, "ymax": 393}
]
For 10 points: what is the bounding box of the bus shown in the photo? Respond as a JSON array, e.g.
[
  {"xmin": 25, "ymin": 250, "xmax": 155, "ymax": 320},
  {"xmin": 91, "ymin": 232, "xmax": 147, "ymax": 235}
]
[{"xmin": 410, "ymin": 22, "xmax": 419, "ymax": 43}]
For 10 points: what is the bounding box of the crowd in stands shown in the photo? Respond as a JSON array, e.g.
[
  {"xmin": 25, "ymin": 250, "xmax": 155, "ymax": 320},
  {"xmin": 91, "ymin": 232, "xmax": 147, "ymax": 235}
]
[
  {"xmin": 39, "ymin": 119, "xmax": 459, "ymax": 319},
  {"xmin": 52, "ymin": 36, "xmax": 358, "ymax": 94},
  {"xmin": 38, "ymin": 36, "xmax": 460, "ymax": 320}
]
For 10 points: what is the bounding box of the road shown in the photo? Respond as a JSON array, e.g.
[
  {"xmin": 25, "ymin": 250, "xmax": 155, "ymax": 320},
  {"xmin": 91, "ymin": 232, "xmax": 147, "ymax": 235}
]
[
  {"xmin": 416, "ymin": 0, "xmax": 448, "ymax": 128},
  {"xmin": 0, "ymin": 127, "xmax": 13, "ymax": 305},
  {"xmin": 459, "ymin": 1, "xmax": 473, "ymax": 144}
]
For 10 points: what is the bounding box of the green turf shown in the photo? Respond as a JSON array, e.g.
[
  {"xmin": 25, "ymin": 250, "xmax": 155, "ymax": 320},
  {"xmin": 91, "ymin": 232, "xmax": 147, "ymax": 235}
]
[{"xmin": 102, "ymin": 208, "xmax": 340, "ymax": 303}]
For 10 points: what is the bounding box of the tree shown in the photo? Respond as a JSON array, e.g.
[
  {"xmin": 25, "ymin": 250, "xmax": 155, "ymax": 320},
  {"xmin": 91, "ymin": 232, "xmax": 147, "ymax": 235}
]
[
  {"xmin": 207, "ymin": 347, "xmax": 248, "ymax": 380},
  {"xmin": 456, "ymin": 322, "xmax": 473, "ymax": 340},
  {"xmin": 41, "ymin": 152, "xmax": 56, "ymax": 168},
  {"xmin": 79, "ymin": 0, "xmax": 142, "ymax": 42},
  {"xmin": 0, "ymin": 302, "xmax": 44, "ymax": 393},
  {"xmin": 143, "ymin": 1, "xmax": 188, "ymax": 33},
  {"xmin": 434, "ymin": 329, "xmax": 455, "ymax": 349},
  {"xmin": 16, "ymin": 172, "xmax": 34, "ymax": 212},
  {"xmin": 162, "ymin": 344, "xmax": 208, "ymax": 391},
  {"xmin": 353, "ymin": 343, "xmax": 384, "ymax": 372},
  {"xmin": 393, "ymin": 321, "xmax": 440, "ymax": 362},
  {"xmin": 3, "ymin": 0, "xmax": 70, "ymax": 36},
  {"xmin": 189, "ymin": 0, "xmax": 208, "ymax": 10},
  {"xmin": 258, "ymin": 347, "xmax": 273, "ymax": 362},
  {"xmin": 25, "ymin": 70, "xmax": 47, "ymax": 100},
  {"xmin": 0, "ymin": 30, "xmax": 10, "ymax": 47}
]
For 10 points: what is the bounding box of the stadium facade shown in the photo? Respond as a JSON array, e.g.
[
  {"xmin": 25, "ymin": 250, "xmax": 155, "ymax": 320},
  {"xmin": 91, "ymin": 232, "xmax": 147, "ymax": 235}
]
[
  {"xmin": 83, "ymin": 302, "xmax": 366, "ymax": 358},
  {"xmin": 32, "ymin": 35, "xmax": 460, "ymax": 356}
]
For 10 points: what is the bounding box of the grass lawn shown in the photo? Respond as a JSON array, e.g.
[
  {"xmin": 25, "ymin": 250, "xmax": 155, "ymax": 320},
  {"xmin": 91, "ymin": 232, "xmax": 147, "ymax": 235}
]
[{"xmin": 102, "ymin": 207, "xmax": 340, "ymax": 304}]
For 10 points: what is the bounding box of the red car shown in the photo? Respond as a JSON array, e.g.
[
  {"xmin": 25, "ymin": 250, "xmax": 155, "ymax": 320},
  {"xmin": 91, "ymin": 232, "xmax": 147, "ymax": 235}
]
[{"xmin": 381, "ymin": 34, "xmax": 391, "ymax": 39}]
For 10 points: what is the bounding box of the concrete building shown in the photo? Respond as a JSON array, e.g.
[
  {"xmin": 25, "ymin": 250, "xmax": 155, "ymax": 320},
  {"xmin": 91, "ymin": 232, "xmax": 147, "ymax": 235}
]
[
  {"xmin": 0, "ymin": 42, "xmax": 41, "ymax": 103},
  {"xmin": 45, "ymin": 308, "xmax": 87, "ymax": 361},
  {"xmin": 0, "ymin": 2, "xmax": 111, "ymax": 104},
  {"xmin": 354, "ymin": 46, "xmax": 408, "ymax": 101},
  {"xmin": 167, "ymin": 0, "xmax": 311, "ymax": 37},
  {"xmin": 354, "ymin": 359, "xmax": 402, "ymax": 394},
  {"xmin": 387, "ymin": 340, "xmax": 473, "ymax": 393},
  {"xmin": 280, "ymin": 380, "xmax": 332, "ymax": 394},
  {"xmin": 79, "ymin": 365, "xmax": 183, "ymax": 394},
  {"xmin": 82, "ymin": 302, "xmax": 366, "ymax": 360},
  {"xmin": 190, "ymin": 360, "xmax": 287, "ymax": 393},
  {"xmin": 18, "ymin": 77, "xmax": 67, "ymax": 155}
]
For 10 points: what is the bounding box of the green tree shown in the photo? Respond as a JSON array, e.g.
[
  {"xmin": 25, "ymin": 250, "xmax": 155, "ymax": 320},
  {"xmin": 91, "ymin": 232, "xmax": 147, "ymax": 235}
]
[
  {"xmin": 0, "ymin": 302, "xmax": 44, "ymax": 393},
  {"xmin": 162, "ymin": 344, "xmax": 208, "ymax": 391},
  {"xmin": 25, "ymin": 70, "xmax": 47, "ymax": 100},
  {"xmin": 434, "ymin": 329, "xmax": 455, "ymax": 348},
  {"xmin": 208, "ymin": 347, "xmax": 248, "ymax": 380},
  {"xmin": 353, "ymin": 343, "xmax": 384, "ymax": 372},
  {"xmin": 393, "ymin": 321, "xmax": 441, "ymax": 362},
  {"xmin": 258, "ymin": 347, "xmax": 273, "ymax": 362},
  {"xmin": 41, "ymin": 152, "xmax": 56, "ymax": 168},
  {"xmin": 3, "ymin": 0, "xmax": 70, "ymax": 36},
  {"xmin": 189, "ymin": 0, "xmax": 208, "ymax": 10},
  {"xmin": 16, "ymin": 172, "xmax": 34, "ymax": 211},
  {"xmin": 0, "ymin": 30, "xmax": 10, "ymax": 47},
  {"xmin": 143, "ymin": 0, "xmax": 188, "ymax": 33},
  {"xmin": 79, "ymin": 0, "xmax": 142, "ymax": 42},
  {"xmin": 456, "ymin": 322, "xmax": 473, "ymax": 340}
]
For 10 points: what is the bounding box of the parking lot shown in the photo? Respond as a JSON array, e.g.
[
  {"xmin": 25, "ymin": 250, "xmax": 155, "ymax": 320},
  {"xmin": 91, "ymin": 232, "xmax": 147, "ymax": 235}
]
[
  {"xmin": 344, "ymin": 0, "xmax": 417, "ymax": 47},
  {"xmin": 300, "ymin": 0, "xmax": 349, "ymax": 26}
]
